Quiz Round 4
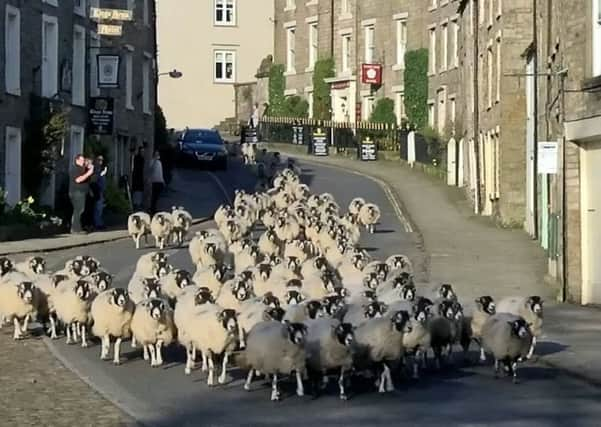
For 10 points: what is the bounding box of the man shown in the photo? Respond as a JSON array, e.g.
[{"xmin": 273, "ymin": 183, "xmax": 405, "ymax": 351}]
[
  {"xmin": 92, "ymin": 155, "xmax": 108, "ymax": 230},
  {"xmin": 249, "ymin": 103, "xmax": 260, "ymax": 128},
  {"xmin": 131, "ymin": 146, "xmax": 145, "ymax": 210},
  {"xmin": 69, "ymin": 154, "xmax": 94, "ymax": 234},
  {"xmin": 149, "ymin": 150, "xmax": 165, "ymax": 214}
]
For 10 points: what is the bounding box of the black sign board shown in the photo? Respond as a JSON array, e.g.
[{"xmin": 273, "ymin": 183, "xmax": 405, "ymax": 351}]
[
  {"xmin": 246, "ymin": 126, "xmax": 258, "ymax": 143},
  {"xmin": 360, "ymin": 138, "xmax": 377, "ymax": 161},
  {"xmin": 312, "ymin": 129, "xmax": 328, "ymax": 156},
  {"xmin": 292, "ymin": 125, "xmax": 304, "ymax": 145},
  {"xmin": 88, "ymin": 97, "xmax": 114, "ymax": 135}
]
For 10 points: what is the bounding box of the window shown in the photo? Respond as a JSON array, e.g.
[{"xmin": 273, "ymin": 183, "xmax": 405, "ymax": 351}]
[
  {"xmin": 479, "ymin": 0, "xmax": 485, "ymax": 24},
  {"xmin": 342, "ymin": 33, "xmax": 352, "ymax": 73},
  {"xmin": 363, "ymin": 96, "xmax": 375, "ymax": 120},
  {"xmin": 429, "ymin": 27, "xmax": 436, "ymax": 75},
  {"xmin": 395, "ymin": 92, "xmax": 405, "ymax": 125},
  {"xmin": 143, "ymin": 0, "xmax": 150, "ymax": 26},
  {"xmin": 307, "ymin": 91, "xmax": 314, "ymax": 118},
  {"xmin": 308, "ymin": 22, "xmax": 318, "ymax": 70},
  {"xmin": 142, "ymin": 54, "xmax": 151, "ymax": 114},
  {"xmin": 498, "ymin": 0, "xmax": 502, "ymax": 17},
  {"xmin": 487, "ymin": 44, "xmax": 493, "ymax": 108},
  {"xmin": 441, "ymin": 22, "xmax": 448, "ymax": 72},
  {"xmin": 496, "ymin": 35, "xmax": 501, "ymax": 102},
  {"xmin": 364, "ymin": 25, "xmax": 375, "ymax": 63},
  {"xmin": 428, "ymin": 102, "xmax": 435, "ymax": 127},
  {"xmin": 43, "ymin": 0, "xmax": 58, "ymax": 7},
  {"xmin": 74, "ymin": 0, "xmax": 86, "ymax": 16},
  {"xmin": 430, "ymin": 0, "xmax": 437, "ymax": 10},
  {"xmin": 469, "ymin": 0, "xmax": 474, "ymax": 35},
  {"xmin": 395, "ymin": 18, "xmax": 407, "ymax": 68},
  {"xmin": 89, "ymin": 31, "xmax": 100, "ymax": 97},
  {"xmin": 42, "ymin": 15, "xmax": 59, "ymax": 98},
  {"xmin": 5, "ymin": 6, "xmax": 20, "ymax": 96},
  {"xmin": 488, "ymin": 0, "xmax": 494, "ymax": 27},
  {"xmin": 215, "ymin": 0, "xmax": 235, "ymax": 25},
  {"xmin": 341, "ymin": 0, "xmax": 350, "ymax": 15},
  {"xmin": 125, "ymin": 47, "xmax": 134, "ymax": 109},
  {"xmin": 215, "ymin": 50, "xmax": 235, "ymax": 82},
  {"xmin": 4, "ymin": 127, "xmax": 22, "ymax": 206},
  {"xmin": 450, "ymin": 96, "xmax": 456, "ymax": 129},
  {"xmin": 437, "ymin": 88, "xmax": 446, "ymax": 134},
  {"xmin": 285, "ymin": 0, "xmax": 295, "ymax": 11},
  {"xmin": 594, "ymin": 0, "xmax": 601, "ymax": 76},
  {"xmin": 451, "ymin": 20, "xmax": 459, "ymax": 67},
  {"xmin": 72, "ymin": 25, "xmax": 86, "ymax": 106},
  {"xmin": 286, "ymin": 27, "xmax": 296, "ymax": 73}
]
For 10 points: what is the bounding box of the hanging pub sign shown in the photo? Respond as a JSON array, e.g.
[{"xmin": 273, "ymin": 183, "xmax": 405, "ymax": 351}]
[
  {"xmin": 312, "ymin": 128, "xmax": 328, "ymax": 156},
  {"xmin": 97, "ymin": 54, "xmax": 120, "ymax": 88},
  {"xmin": 88, "ymin": 97, "xmax": 114, "ymax": 135},
  {"xmin": 90, "ymin": 7, "xmax": 133, "ymax": 21},
  {"xmin": 360, "ymin": 136, "xmax": 377, "ymax": 161},
  {"xmin": 97, "ymin": 23, "xmax": 123, "ymax": 36},
  {"xmin": 361, "ymin": 64, "xmax": 383, "ymax": 85}
]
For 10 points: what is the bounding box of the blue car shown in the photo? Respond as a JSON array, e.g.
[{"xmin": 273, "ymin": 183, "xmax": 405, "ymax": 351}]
[{"xmin": 177, "ymin": 128, "xmax": 228, "ymax": 170}]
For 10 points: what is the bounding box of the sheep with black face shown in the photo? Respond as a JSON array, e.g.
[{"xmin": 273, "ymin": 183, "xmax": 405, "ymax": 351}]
[
  {"xmin": 130, "ymin": 298, "xmax": 176, "ymax": 367},
  {"xmin": 128, "ymin": 212, "xmax": 151, "ymax": 249},
  {"xmin": 53, "ymin": 279, "xmax": 93, "ymax": 347},
  {"xmin": 460, "ymin": 296, "xmax": 496, "ymax": 362},
  {"xmin": 496, "ymin": 296, "xmax": 543, "ymax": 359},
  {"xmin": 0, "ymin": 276, "xmax": 40, "ymax": 340}
]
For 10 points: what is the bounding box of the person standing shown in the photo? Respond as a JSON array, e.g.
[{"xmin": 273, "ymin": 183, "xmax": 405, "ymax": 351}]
[
  {"xmin": 131, "ymin": 146, "xmax": 145, "ymax": 210},
  {"xmin": 69, "ymin": 154, "xmax": 94, "ymax": 234},
  {"xmin": 149, "ymin": 150, "xmax": 165, "ymax": 214},
  {"xmin": 249, "ymin": 103, "xmax": 259, "ymax": 128},
  {"xmin": 92, "ymin": 155, "xmax": 108, "ymax": 230}
]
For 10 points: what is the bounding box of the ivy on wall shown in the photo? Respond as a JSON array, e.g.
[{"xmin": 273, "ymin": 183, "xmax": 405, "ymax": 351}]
[
  {"xmin": 283, "ymin": 96, "xmax": 309, "ymax": 118},
  {"xmin": 268, "ymin": 64, "xmax": 286, "ymax": 116},
  {"xmin": 369, "ymin": 97, "xmax": 396, "ymax": 124},
  {"xmin": 312, "ymin": 57, "xmax": 335, "ymax": 120},
  {"xmin": 404, "ymin": 49, "xmax": 429, "ymax": 130}
]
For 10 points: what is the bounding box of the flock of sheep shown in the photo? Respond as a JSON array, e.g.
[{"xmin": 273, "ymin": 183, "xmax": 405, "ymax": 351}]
[{"xmin": 0, "ymin": 154, "xmax": 544, "ymax": 402}]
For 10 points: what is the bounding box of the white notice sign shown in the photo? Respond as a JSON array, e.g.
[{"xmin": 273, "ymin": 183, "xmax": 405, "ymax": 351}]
[
  {"xmin": 538, "ymin": 141, "xmax": 559, "ymax": 174},
  {"xmin": 90, "ymin": 8, "xmax": 133, "ymax": 21},
  {"xmin": 97, "ymin": 24, "xmax": 123, "ymax": 36}
]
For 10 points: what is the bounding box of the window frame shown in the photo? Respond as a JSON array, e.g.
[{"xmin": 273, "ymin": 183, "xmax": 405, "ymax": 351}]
[
  {"xmin": 364, "ymin": 25, "xmax": 375, "ymax": 64},
  {"xmin": 125, "ymin": 46, "xmax": 134, "ymax": 110},
  {"xmin": 142, "ymin": 53, "xmax": 152, "ymax": 114},
  {"xmin": 215, "ymin": 0, "xmax": 236, "ymax": 26},
  {"xmin": 286, "ymin": 27, "xmax": 296, "ymax": 74},
  {"xmin": 362, "ymin": 96, "xmax": 375, "ymax": 121},
  {"xmin": 89, "ymin": 31, "xmax": 100, "ymax": 97},
  {"xmin": 496, "ymin": 33, "xmax": 501, "ymax": 102},
  {"xmin": 5, "ymin": 5, "xmax": 21, "ymax": 96},
  {"xmin": 394, "ymin": 17, "xmax": 408, "ymax": 69},
  {"xmin": 71, "ymin": 24, "xmax": 86, "ymax": 107},
  {"xmin": 440, "ymin": 21, "xmax": 448, "ymax": 72},
  {"xmin": 308, "ymin": 21, "xmax": 318, "ymax": 71},
  {"xmin": 487, "ymin": 42, "xmax": 493, "ymax": 109},
  {"xmin": 285, "ymin": 0, "xmax": 296, "ymax": 12},
  {"xmin": 74, "ymin": 0, "xmax": 86, "ymax": 17},
  {"xmin": 593, "ymin": 0, "xmax": 601, "ymax": 76},
  {"xmin": 451, "ymin": 19, "xmax": 459, "ymax": 68},
  {"xmin": 395, "ymin": 91, "xmax": 405, "ymax": 125},
  {"xmin": 214, "ymin": 49, "xmax": 236, "ymax": 83},
  {"xmin": 341, "ymin": 33, "xmax": 352, "ymax": 73},
  {"xmin": 428, "ymin": 26, "xmax": 437, "ymax": 75},
  {"xmin": 41, "ymin": 14, "xmax": 59, "ymax": 99}
]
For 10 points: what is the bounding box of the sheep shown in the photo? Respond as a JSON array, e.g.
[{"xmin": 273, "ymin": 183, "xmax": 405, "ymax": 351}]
[
  {"xmin": 14, "ymin": 256, "xmax": 46, "ymax": 278},
  {"xmin": 229, "ymin": 237, "xmax": 255, "ymax": 257},
  {"xmin": 53, "ymin": 279, "xmax": 93, "ymax": 347},
  {"xmin": 396, "ymin": 297, "xmax": 434, "ymax": 379},
  {"xmin": 496, "ymin": 296, "xmax": 543, "ymax": 359},
  {"xmin": 353, "ymin": 310, "xmax": 412, "ymax": 393},
  {"xmin": 214, "ymin": 205, "xmax": 235, "ymax": 229},
  {"xmin": 75, "ymin": 255, "xmax": 101, "ymax": 275},
  {"xmin": 186, "ymin": 305, "xmax": 239, "ymax": 385},
  {"xmin": 260, "ymin": 207, "xmax": 278, "ymax": 229},
  {"xmin": 128, "ymin": 212, "xmax": 151, "ymax": 249},
  {"xmin": 171, "ymin": 206, "xmax": 193, "ymax": 246},
  {"xmin": 192, "ymin": 263, "xmax": 228, "ymax": 296},
  {"xmin": 86, "ymin": 269, "xmax": 113, "ymax": 294},
  {"xmin": 342, "ymin": 301, "xmax": 389, "ymax": 327},
  {"xmin": 0, "ymin": 257, "xmax": 13, "ymax": 278},
  {"xmin": 161, "ymin": 269, "xmax": 193, "ymax": 304},
  {"xmin": 358, "ymin": 203, "xmax": 381, "ymax": 234},
  {"xmin": 221, "ymin": 220, "xmax": 245, "ymax": 244},
  {"xmin": 283, "ymin": 299, "xmax": 323, "ymax": 323},
  {"xmin": 90, "ymin": 288, "xmax": 135, "ymax": 365},
  {"xmin": 258, "ymin": 228, "xmax": 281, "ymax": 258},
  {"xmin": 215, "ymin": 278, "xmax": 254, "ymax": 312},
  {"xmin": 0, "ymin": 277, "xmax": 39, "ymax": 339},
  {"xmin": 481, "ymin": 313, "xmax": 533, "ymax": 383},
  {"xmin": 234, "ymin": 245, "xmax": 262, "ymax": 274},
  {"xmin": 189, "ymin": 229, "xmax": 228, "ymax": 265},
  {"xmin": 237, "ymin": 320, "xmax": 308, "ymax": 401},
  {"xmin": 252, "ymin": 263, "xmax": 277, "ymax": 297},
  {"xmin": 128, "ymin": 277, "xmax": 164, "ymax": 306},
  {"xmin": 151, "ymin": 212, "xmax": 174, "ymax": 249},
  {"xmin": 274, "ymin": 214, "xmax": 301, "ymax": 242},
  {"xmin": 130, "ymin": 298, "xmax": 176, "ymax": 367},
  {"xmin": 304, "ymin": 318, "xmax": 355, "ymax": 400},
  {"xmin": 134, "ymin": 252, "xmax": 170, "ymax": 278},
  {"xmin": 193, "ymin": 236, "xmax": 228, "ymax": 268},
  {"xmin": 300, "ymin": 256, "xmax": 330, "ymax": 279},
  {"xmin": 385, "ymin": 254, "xmax": 414, "ymax": 275},
  {"xmin": 377, "ymin": 277, "xmax": 416, "ymax": 305},
  {"xmin": 301, "ymin": 271, "xmax": 338, "ymax": 300},
  {"xmin": 283, "ymin": 240, "xmax": 312, "ymax": 264},
  {"xmin": 54, "ymin": 258, "xmax": 92, "ymax": 279},
  {"xmin": 237, "ymin": 293, "xmax": 284, "ymax": 348},
  {"xmin": 363, "ymin": 261, "xmax": 389, "ymax": 282},
  {"xmin": 348, "ymin": 197, "xmax": 366, "ymax": 217},
  {"xmin": 427, "ymin": 299, "xmax": 463, "ymax": 369},
  {"xmin": 460, "ymin": 296, "xmax": 496, "ymax": 362}
]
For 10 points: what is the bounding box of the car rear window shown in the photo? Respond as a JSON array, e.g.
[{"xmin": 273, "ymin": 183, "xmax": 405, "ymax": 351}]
[{"xmin": 182, "ymin": 130, "xmax": 222, "ymax": 144}]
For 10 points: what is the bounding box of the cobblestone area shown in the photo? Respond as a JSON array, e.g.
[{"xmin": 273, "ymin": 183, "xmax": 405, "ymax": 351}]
[{"xmin": 0, "ymin": 329, "xmax": 134, "ymax": 427}]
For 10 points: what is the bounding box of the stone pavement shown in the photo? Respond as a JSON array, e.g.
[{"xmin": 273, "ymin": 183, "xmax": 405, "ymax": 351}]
[
  {"xmin": 269, "ymin": 142, "xmax": 601, "ymax": 385},
  {"xmin": 0, "ymin": 329, "xmax": 134, "ymax": 427}
]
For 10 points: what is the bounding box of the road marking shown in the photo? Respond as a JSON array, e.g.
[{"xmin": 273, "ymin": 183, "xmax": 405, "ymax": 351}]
[{"xmin": 207, "ymin": 171, "xmax": 233, "ymax": 205}]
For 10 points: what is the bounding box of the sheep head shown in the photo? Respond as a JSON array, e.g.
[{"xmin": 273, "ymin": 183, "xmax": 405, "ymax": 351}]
[
  {"xmin": 509, "ymin": 318, "xmax": 532, "ymax": 339},
  {"xmin": 175, "ymin": 269, "xmax": 192, "ymax": 288},
  {"xmin": 148, "ymin": 299, "xmax": 166, "ymax": 320},
  {"xmin": 333, "ymin": 323, "xmax": 355, "ymax": 347},
  {"xmin": 218, "ymin": 309, "xmax": 238, "ymax": 333},
  {"xmin": 475, "ymin": 296, "xmax": 496, "ymax": 315},
  {"xmin": 321, "ymin": 295, "xmax": 345, "ymax": 316},
  {"xmin": 391, "ymin": 310, "xmax": 412, "ymax": 333},
  {"xmin": 0, "ymin": 257, "xmax": 13, "ymax": 276},
  {"xmin": 195, "ymin": 287, "xmax": 215, "ymax": 305},
  {"xmin": 143, "ymin": 278, "xmax": 162, "ymax": 299},
  {"xmin": 527, "ymin": 296, "xmax": 544, "ymax": 317},
  {"xmin": 285, "ymin": 321, "xmax": 307, "ymax": 345},
  {"xmin": 305, "ymin": 300, "xmax": 323, "ymax": 319},
  {"xmin": 285, "ymin": 289, "xmax": 304, "ymax": 306},
  {"xmin": 111, "ymin": 288, "xmax": 129, "ymax": 308},
  {"xmin": 91, "ymin": 270, "xmax": 113, "ymax": 292},
  {"xmin": 75, "ymin": 280, "xmax": 91, "ymax": 301},
  {"xmin": 438, "ymin": 284, "xmax": 457, "ymax": 301},
  {"xmin": 17, "ymin": 281, "xmax": 35, "ymax": 303},
  {"xmin": 29, "ymin": 256, "xmax": 46, "ymax": 275}
]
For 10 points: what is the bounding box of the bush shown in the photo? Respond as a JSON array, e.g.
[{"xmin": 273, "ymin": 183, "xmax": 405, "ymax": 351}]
[
  {"xmin": 283, "ymin": 96, "xmax": 309, "ymax": 118},
  {"xmin": 0, "ymin": 190, "xmax": 62, "ymax": 226},
  {"xmin": 369, "ymin": 98, "xmax": 396, "ymax": 124},
  {"xmin": 421, "ymin": 126, "xmax": 445, "ymax": 167},
  {"xmin": 404, "ymin": 49, "xmax": 429, "ymax": 130},
  {"xmin": 268, "ymin": 64, "xmax": 286, "ymax": 116},
  {"xmin": 84, "ymin": 138, "xmax": 110, "ymax": 162},
  {"xmin": 104, "ymin": 182, "xmax": 131, "ymax": 215},
  {"xmin": 312, "ymin": 58, "xmax": 335, "ymax": 120}
]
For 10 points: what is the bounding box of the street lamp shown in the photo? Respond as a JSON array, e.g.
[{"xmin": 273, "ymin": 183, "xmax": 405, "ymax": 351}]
[{"xmin": 158, "ymin": 69, "xmax": 183, "ymax": 79}]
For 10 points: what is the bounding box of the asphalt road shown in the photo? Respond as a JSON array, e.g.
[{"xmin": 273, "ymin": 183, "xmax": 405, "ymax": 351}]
[{"xmin": 11, "ymin": 157, "xmax": 601, "ymax": 427}]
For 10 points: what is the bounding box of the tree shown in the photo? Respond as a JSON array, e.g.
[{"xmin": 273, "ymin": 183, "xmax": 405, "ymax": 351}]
[
  {"xmin": 268, "ymin": 64, "xmax": 286, "ymax": 116},
  {"xmin": 312, "ymin": 57, "xmax": 335, "ymax": 120},
  {"xmin": 369, "ymin": 97, "xmax": 396, "ymax": 124},
  {"xmin": 283, "ymin": 96, "xmax": 309, "ymax": 118},
  {"xmin": 404, "ymin": 49, "xmax": 429, "ymax": 130}
]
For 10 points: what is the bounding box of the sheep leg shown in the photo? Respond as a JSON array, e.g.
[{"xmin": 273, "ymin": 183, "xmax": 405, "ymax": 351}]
[
  {"xmin": 207, "ymin": 352, "xmax": 215, "ymax": 386},
  {"xmin": 384, "ymin": 363, "xmax": 395, "ymax": 392},
  {"xmin": 49, "ymin": 314, "xmax": 58, "ymax": 339},
  {"xmin": 479, "ymin": 346, "xmax": 487, "ymax": 363},
  {"xmin": 244, "ymin": 369, "xmax": 254, "ymax": 391},
  {"xmin": 66, "ymin": 323, "xmax": 73, "ymax": 344},
  {"xmin": 80, "ymin": 324, "xmax": 88, "ymax": 348},
  {"xmin": 201, "ymin": 352, "xmax": 208, "ymax": 372},
  {"xmin": 71, "ymin": 322, "xmax": 80, "ymax": 341},
  {"xmin": 339, "ymin": 369, "xmax": 348, "ymax": 400},
  {"xmin": 511, "ymin": 362, "xmax": 519, "ymax": 384},
  {"xmin": 100, "ymin": 336, "xmax": 110, "ymax": 360},
  {"xmin": 527, "ymin": 336, "xmax": 536, "ymax": 360},
  {"xmin": 378, "ymin": 366, "xmax": 387, "ymax": 393},
  {"xmin": 494, "ymin": 359, "xmax": 500, "ymax": 379},
  {"xmin": 113, "ymin": 338, "xmax": 123, "ymax": 365},
  {"xmin": 218, "ymin": 352, "xmax": 229, "ymax": 384},
  {"xmin": 295, "ymin": 370, "xmax": 304, "ymax": 397},
  {"xmin": 412, "ymin": 355, "xmax": 421, "ymax": 380},
  {"xmin": 131, "ymin": 336, "xmax": 138, "ymax": 348},
  {"xmin": 143, "ymin": 344, "xmax": 149, "ymax": 361},
  {"xmin": 270, "ymin": 374, "xmax": 280, "ymax": 401},
  {"xmin": 134, "ymin": 235, "xmax": 139, "ymax": 249},
  {"xmin": 238, "ymin": 324, "xmax": 246, "ymax": 349},
  {"xmin": 148, "ymin": 344, "xmax": 156, "ymax": 366},
  {"xmin": 320, "ymin": 375, "xmax": 329, "ymax": 390},
  {"xmin": 185, "ymin": 346, "xmax": 194, "ymax": 375},
  {"xmin": 12, "ymin": 318, "xmax": 22, "ymax": 340},
  {"xmin": 155, "ymin": 340, "xmax": 164, "ymax": 366},
  {"xmin": 21, "ymin": 314, "xmax": 30, "ymax": 335}
]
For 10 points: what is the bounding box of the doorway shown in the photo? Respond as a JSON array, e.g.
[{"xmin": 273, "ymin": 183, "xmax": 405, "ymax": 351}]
[
  {"xmin": 581, "ymin": 141, "xmax": 601, "ymax": 304},
  {"xmin": 4, "ymin": 127, "xmax": 22, "ymax": 206}
]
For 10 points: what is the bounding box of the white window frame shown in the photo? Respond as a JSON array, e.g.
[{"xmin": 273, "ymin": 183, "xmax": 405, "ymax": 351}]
[
  {"xmin": 71, "ymin": 25, "xmax": 86, "ymax": 107},
  {"xmin": 496, "ymin": 33, "xmax": 501, "ymax": 102},
  {"xmin": 479, "ymin": 0, "xmax": 485, "ymax": 25},
  {"xmin": 469, "ymin": 0, "xmax": 474, "ymax": 35},
  {"xmin": 143, "ymin": 52, "xmax": 152, "ymax": 114},
  {"xmin": 89, "ymin": 31, "xmax": 100, "ymax": 97},
  {"xmin": 43, "ymin": 0, "xmax": 58, "ymax": 7},
  {"xmin": 125, "ymin": 46, "xmax": 134, "ymax": 110},
  {"xmin": 487, "ymin": 42, "xmax": 493, "ymax": 109},
  {"xmin": 340, "ymin": 0, "xmax": 351, "ymax": 19},
  {"xmin": 5, "ymin": 5, "xmax": 21, "ymax": 96},
  {"xmin": 341, "ymin": 33, "xmax": 352, "ymax": 74},
  {"xmin": 143, "ymin": 0, "xmax": 150, "ymax": 26},
  {"xmin": 440, "ymin": 21, "xmax": 448, "ymax": 72},
  {"xmin": 594, "ymin": 0, "xmax": 601, "ymax": 76},
  {"xmin": 395, "ymin": 91, "xmax": 405, "ymax": 125},
  {"xmin": 427, "ymin": 100, "xmax": 435, "ymax": 128},
  {"xmin": 451, "ymin": 19, "xmax": 459, "ymax": 68},
  {"xmin": 364, "ymin": 24, "xmax": 375, "ymax": 64},
  {"xmin": 307, "ymin": 20, "xmax": 318, "ymax": 71},
  {"xmin": 429, "ymin": 0, "xmax": 438, "ymax": 11},
  {"xmin": 488, "ymin": 0, "xmax": 494, "ymax": 28},
  {"xmin": 362, "ymin": 96, "xmax": 375, "ymax": 121},
  {"xmin": 497, "ymin": 0, "xmax": 502, "ymax": 18},
  {"xmin": 42, "ymin": 14, "xmax": 59, "ymax": 99},
  {"xmin": 74, "ymin": 0, "xmax": 86, "ymax": 17},
  {"xmin": 4, "ymin": 126, "xmax": 22, "ymax": 206},
  {"xmin": 394, "ymin": 15, "xmax": 408, "ymax": 70},
  {"xmin": 306, "ymin": 89, "xmax": 314, "ymax": 118},
  {"xmin": 428, "ymin": 26, "xmax": 436, "ymax": 75},
  {"xmin": 70, "ymin": 125, "xmax": 85, "ymax": 164},
  {"xmin": 449, "ymin": 94, "xmax": 456, "ymax": 129},
  {"xmin": 285, "ymin": 0, "xmax": 296, "ymax": 12},
  {"xmin": 286, "ymin": 26, "xmax": 296, "ymax": 74},
  {"xmin": 437, "ymin": 87, "xmax": 446, "ymax": 135},
  {"xmin": 214, "ymin": 49, "xmax": 236, "ymax": 83},
  {"xmin": 215, "ymin": 0, "xmax": 236, "ymax": 26}
]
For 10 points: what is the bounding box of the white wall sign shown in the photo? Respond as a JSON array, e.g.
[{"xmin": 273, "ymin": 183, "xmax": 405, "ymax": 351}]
[
  {"xmin": 97, "ymin": 54, "xmax": 120, "ymax": 88},
  {"xmin": 90, "ymin": 8, "xmax": 133, "ymax": 21},
  {"xmin": 538, "ymin": 141, "xmax": 559, "ymax": 174},
  {"xmin": 98, "ymin": 24, "xmax": 123, "ymax": 36}
]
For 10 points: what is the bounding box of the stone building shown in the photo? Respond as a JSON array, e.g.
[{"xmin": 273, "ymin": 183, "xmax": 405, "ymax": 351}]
[
  {"xmin": 0, "ymin": 0, "xmax": 157, "ymax": 208},
  {"xmin": 273, "ymin": 0, "xmax": 427, "ymax": 123},
  {"xmin": 532, "ymin": 0, "xmax": 601, "ymax": 304}
]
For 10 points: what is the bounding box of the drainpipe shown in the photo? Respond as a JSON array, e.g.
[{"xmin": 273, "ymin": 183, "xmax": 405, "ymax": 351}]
[
  {"xmin": 330, "ymin": 0, "xmax": 334, "ymax": 56},
  {"xmin": 532, "ymin": 0, "xmax": 539, "ymax": 240},
  {"xmin": 473, "ymin": 0, "xmax": 482, "ymax": 214}
]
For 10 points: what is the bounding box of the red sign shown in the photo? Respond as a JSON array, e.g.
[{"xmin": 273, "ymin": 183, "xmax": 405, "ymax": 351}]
[
  {"xmin": 361, "ymin": 63, "xmax": 382, "ymax": 85},
  {"xmin": 331, "ymin": 81, "xmax": 350, "ymax": 90}
]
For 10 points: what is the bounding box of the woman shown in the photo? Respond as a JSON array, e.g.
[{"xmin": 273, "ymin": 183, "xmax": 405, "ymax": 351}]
[
  {"xmin": 92, "ymin": 155, "xmax": 108, "ymax": 230},
  {"xmin": 131, "ymin": 146, "xmax": 145, "ymax": 210},
  {"xmin": 149, "ymin": 150, "xmax": 165, "ymax": 215}
]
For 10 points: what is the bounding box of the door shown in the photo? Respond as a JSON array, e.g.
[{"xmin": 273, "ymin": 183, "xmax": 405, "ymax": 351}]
[
  {"xmin": 4, "ymin": 127, "xmax": 22, "ymax": 206},
  {"xmin": 525, "ymin": 57, "xmax": 536, "ymax": 235},
  {"xmin": 457, "ymin": 138, "xmax": 465, "ymax": 187},
  {"xmin": 581, "ymin": 141, "xmax": 601, "ymax": 304},
  {"xmin": 447, "ymin": 137, "xmax": 457, "ymax": 186}
]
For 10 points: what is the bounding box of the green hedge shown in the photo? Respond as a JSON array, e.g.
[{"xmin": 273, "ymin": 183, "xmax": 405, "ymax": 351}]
[
  {"xmin": 268, "ymin": 64, "xmax": 286, "ymax": 116},
  {"xmin": 369, "ymin": 97, "xmax": 396, "ymax": 124},
  {"xmin": 404, "ymin": 49, "xmax": 429, "ymax": 130},
  {"xmin": 283, "ymin": 96, "xmax": 309, "ymax": 118},
  {"xmin": 312, "ymin": 57, "xmax": 335, "ymax": 120}
]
